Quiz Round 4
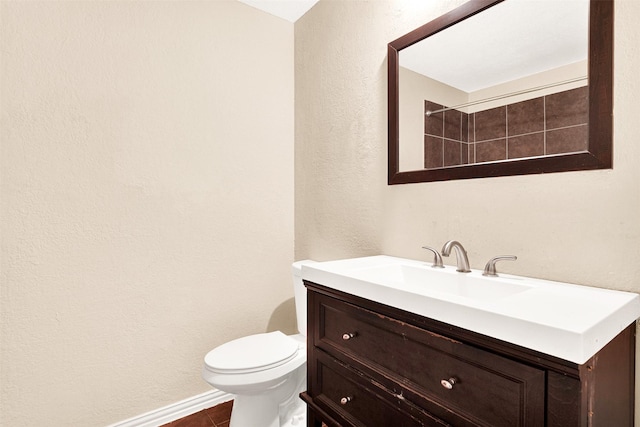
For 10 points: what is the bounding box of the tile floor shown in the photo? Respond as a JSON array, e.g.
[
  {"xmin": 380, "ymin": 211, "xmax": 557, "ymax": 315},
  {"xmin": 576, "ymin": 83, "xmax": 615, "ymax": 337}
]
[
  {"xmin": 159, "ymin": 401, "xmax": 325, "ymax": 427},
  {"xmin": 160, "ymin": 400, "xmax": 233, "ymax": 427}
]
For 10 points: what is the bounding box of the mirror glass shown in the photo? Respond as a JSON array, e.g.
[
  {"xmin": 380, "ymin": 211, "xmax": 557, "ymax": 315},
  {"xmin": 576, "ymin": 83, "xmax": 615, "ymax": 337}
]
[{"xmin": 388, "ymin": 0, "xmax": 613, "ymax": 184}]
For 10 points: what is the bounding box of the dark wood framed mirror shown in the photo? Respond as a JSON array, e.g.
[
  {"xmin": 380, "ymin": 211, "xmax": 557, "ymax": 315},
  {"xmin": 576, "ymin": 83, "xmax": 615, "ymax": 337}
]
[{"xmin": 388, "ymin": 0, "xmax": 613, "ymax": 184}]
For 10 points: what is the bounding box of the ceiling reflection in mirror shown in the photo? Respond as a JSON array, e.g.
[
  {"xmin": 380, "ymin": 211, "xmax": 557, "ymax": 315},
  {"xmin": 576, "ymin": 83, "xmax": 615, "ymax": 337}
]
[{"xmin": 396, "ymin": 0, "xmax": 591, "ymax": 174}]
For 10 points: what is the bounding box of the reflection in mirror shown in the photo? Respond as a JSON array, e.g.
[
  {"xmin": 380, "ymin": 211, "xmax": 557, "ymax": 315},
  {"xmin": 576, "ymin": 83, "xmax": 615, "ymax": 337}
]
[
  {"xmin": 388, "ymin": 0, "xmax": 613, "ymax": 184},
  {"xmin": 399, "ymin": 0, "xmax": 589, "ymax": 171}
]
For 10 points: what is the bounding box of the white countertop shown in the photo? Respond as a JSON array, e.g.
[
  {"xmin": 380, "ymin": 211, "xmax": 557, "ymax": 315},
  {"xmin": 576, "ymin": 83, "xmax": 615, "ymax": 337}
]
[{"xmin": 302, "ymin": 255, "xmax": 640, "ymax": 364}]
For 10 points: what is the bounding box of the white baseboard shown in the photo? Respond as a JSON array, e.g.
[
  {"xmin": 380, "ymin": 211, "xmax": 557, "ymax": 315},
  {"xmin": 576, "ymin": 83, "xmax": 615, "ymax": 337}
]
[{"xmin": 107, "ymin": 389, "xmax": 234, "ymax": 427}]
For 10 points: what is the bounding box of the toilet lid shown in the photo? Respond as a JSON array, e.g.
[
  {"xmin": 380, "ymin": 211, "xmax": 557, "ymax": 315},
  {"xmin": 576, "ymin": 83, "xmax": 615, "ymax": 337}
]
[{"xmin": 204, "ymin": 331, "xmax": 300, "ymax": 374}]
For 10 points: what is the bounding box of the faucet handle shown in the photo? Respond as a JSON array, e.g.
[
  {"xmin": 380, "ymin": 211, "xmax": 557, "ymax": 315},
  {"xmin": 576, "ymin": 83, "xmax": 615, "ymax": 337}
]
[
  {"xmin": 483, "ymin": 255, "xmax": 517, "ymax": 277},
  {"xmin": 422, "ymin": 246, "xmax": 444, "ymax": 268}
]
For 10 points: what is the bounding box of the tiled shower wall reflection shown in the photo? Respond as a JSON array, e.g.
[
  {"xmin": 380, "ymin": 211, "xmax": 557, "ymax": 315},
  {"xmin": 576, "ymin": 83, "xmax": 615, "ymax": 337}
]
[{"xmin": 424, "ymin": 86, "xmax": 588, "ymax": 169}]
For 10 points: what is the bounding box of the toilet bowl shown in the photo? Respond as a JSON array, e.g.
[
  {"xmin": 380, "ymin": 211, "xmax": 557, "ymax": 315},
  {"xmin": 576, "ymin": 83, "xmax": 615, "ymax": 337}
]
[{"xmin": 202, "ymin": 260, "xmax": 314, "ymax": 427}]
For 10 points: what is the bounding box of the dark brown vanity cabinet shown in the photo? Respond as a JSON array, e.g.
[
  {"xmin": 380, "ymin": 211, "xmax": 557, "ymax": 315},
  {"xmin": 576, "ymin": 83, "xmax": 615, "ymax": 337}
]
[{"xmin": 301, "ymin": 282, "xmax": 636, "ymax": 427}]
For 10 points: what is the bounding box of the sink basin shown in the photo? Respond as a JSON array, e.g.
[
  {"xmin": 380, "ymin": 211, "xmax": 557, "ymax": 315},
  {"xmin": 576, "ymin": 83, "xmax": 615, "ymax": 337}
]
[
  {"xmin": 351, "ymin": 264, "xmax": 532, "ymax": 302},
  {"xmin": 301, "ymin": 255, "xmax": 640, "ymax": 364}
]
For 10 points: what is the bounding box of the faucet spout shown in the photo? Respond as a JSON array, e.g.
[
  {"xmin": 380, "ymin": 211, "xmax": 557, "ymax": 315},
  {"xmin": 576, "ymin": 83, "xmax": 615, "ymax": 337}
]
[{"xmin": 441, "ymin": 240, "xmax": 471, "ymax": 273}]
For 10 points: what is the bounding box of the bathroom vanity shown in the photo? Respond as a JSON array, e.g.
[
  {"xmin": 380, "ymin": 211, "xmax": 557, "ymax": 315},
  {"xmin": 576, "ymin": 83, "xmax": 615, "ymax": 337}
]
[{"xmin": 299, "ymin": 256, "xmax": 639, "ymax": 427}]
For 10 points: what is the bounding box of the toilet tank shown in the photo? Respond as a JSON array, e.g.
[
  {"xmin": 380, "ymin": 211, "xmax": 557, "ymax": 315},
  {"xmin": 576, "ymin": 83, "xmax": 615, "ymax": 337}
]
[{"xmin": 292, "ymin": 260, "xmax": 316, "ymax": 336}]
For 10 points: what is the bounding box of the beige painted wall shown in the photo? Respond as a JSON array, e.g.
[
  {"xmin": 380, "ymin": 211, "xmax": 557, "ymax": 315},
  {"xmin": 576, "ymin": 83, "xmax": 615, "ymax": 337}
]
[
  {"xmin": 1, "ymin": 1, "xmax": 294, "ymax": 425},
  {"xmin": 296, "ymin": 0, "xmax": 640, "ymax": 421}
]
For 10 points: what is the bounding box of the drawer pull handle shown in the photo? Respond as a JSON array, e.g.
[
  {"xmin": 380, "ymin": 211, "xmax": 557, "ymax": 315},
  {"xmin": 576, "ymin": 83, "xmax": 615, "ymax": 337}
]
[
  {"xmin": 340, "ymin": 396, "xmax": 352, "ymax": 405},
  {"xmin": 440, "ymin": 377, "xmax": 457, "ymax": 390},
  {"xmin": 342, "ymin": 332, "xmax": 356, "ymax": 340}
]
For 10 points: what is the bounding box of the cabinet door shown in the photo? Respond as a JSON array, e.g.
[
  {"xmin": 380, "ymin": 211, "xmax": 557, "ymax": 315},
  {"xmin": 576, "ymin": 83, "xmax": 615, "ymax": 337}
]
[{"xmin": 315, "ymin": 292, "xmax": 545, "ymax": 427}]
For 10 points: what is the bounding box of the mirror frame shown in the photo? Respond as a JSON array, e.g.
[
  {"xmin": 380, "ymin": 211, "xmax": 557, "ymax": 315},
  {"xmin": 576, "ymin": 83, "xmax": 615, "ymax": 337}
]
[{"xmin": 388, "ymin": 0, "xmax": 613, "ymax": 184}]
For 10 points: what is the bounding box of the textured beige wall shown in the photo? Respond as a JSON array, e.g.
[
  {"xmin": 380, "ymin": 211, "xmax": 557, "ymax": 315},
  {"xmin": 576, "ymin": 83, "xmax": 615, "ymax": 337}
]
[
  {"xmin": 1, "ymin": 1, "xmax": 294, "ymax": 425},
  {"xmin": 295, "ymin": 0, "xmax": 640, "ymax": 420}
]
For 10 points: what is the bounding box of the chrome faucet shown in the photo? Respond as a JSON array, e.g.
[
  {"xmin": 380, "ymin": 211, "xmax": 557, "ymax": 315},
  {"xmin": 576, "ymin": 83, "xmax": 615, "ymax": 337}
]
[
  {"xmin": 441, "ymin": 240, "xmax": 471, "ymax": 273},
  {"xmin": 483, "ymin": 255, "xmax": 517, "ymax": 277},
  {"xmin": 422, "ymin": 246, "xmax": 444, "ymax": 268}
]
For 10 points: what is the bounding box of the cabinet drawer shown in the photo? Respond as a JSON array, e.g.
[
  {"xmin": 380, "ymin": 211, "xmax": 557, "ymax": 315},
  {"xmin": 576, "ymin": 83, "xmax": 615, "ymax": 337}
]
[
  {"xmin": 315, "ymin": 294, "xmax": 545, "ymax": 427},
  {"xmin": 313, "ymin": 350, "xmax": 449, "ymax": 427}
]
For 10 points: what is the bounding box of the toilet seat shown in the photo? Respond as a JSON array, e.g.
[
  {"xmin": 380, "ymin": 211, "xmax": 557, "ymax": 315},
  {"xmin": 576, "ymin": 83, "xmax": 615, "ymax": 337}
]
[{"xmin": 205, "ymin": 331, "xmax": 300, "ymax": 374}]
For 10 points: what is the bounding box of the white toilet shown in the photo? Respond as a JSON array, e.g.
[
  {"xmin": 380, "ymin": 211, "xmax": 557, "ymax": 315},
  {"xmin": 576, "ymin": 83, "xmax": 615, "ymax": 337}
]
[{"xmin": 202, "ymin": 260, "xmax": 314, "ymax": 427}]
